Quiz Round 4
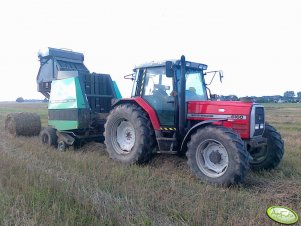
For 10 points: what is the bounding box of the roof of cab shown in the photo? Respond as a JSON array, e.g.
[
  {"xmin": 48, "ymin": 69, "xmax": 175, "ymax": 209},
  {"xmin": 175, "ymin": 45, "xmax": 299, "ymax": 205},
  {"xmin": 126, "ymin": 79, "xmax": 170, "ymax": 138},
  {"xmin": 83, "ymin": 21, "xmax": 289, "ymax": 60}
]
[
  {"xmin": 134, "ymin": 60, "xmax": 178, "ymax": 70},
  {"xmin": 133, "ymin": 59, "xmax": 208, "ymax": 70}
]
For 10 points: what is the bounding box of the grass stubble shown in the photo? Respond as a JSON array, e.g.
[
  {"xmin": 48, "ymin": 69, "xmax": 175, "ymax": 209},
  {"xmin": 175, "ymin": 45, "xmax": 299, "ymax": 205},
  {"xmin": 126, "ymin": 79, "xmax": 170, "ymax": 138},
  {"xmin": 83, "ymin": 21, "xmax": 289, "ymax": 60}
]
[{"xmin": 0, "ymin": 102, "xmax": 300, "ymax": 225}]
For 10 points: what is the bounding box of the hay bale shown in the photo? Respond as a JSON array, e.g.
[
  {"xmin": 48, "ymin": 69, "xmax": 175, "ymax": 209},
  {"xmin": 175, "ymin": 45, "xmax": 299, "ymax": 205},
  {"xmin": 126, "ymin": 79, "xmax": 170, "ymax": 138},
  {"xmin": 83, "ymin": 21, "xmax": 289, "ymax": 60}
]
[{"xmin": 5, "ymin": 112, "xmax": 41, "ymax": 136}]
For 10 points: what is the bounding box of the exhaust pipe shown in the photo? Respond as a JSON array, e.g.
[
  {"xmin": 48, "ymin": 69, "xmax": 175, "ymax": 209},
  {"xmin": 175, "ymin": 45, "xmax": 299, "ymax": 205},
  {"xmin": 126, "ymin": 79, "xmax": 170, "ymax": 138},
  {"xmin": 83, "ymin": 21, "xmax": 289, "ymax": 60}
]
[{"xmin": 178, "ymin": 55, "xmax": 186, "ymax": 137}]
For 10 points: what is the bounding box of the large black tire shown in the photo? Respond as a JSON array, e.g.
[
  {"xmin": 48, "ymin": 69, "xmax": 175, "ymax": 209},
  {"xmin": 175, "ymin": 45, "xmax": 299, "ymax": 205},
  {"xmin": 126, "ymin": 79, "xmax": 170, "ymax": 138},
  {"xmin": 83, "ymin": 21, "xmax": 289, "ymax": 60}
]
[
  {"xmin": 250, "ymin": 123, "xmax": 284, "ymax": 170},
  {"xmin": 40, "ymin": 127, "xmax": 57, "ymax": 147},
  {"xmin": 104, "ymin": 104, "xmax": 156, "ymax": 164},
  {"xmin": 186, "ymin": 126, "xmax": 250, "ymax": 186}
]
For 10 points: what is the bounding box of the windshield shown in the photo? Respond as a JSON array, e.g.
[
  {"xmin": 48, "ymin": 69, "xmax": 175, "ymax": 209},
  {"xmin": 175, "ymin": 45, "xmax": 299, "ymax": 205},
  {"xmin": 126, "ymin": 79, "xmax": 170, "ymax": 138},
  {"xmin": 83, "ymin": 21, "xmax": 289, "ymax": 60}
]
[{"xmin": 177, "ymin": 69, "xmax": 207, "ymax": 101}]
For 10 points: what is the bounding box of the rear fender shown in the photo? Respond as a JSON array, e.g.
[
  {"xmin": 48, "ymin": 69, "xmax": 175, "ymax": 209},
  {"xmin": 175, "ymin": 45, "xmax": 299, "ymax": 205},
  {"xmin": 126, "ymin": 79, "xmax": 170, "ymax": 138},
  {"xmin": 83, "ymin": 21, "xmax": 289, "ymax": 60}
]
[
  {"xmin": 112, "ymin": 97, "xmax": 160, "ymax": 130},
  {"xmin": 179, "ymin": 119, "xmax": 226, "ymax": 153}
]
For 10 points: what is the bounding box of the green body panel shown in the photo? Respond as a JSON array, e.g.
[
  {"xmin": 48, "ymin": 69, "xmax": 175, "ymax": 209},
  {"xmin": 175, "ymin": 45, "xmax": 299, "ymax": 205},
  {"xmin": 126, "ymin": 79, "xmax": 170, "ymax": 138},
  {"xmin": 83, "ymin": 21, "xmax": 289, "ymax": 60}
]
[
  {"xmin": 48, "ymin": 120, "xmax": 79, "ymax": 131},
  {"xmin": 48, "ymin": 77, "xmax": 89, "ymax": 110},
  {"xmin": 113, "ymin": 81, "xmax": 122, "ymax": 99},
  {"xmin": 48, "ymin": 77, "xmax": 89, "ymax": 131}
]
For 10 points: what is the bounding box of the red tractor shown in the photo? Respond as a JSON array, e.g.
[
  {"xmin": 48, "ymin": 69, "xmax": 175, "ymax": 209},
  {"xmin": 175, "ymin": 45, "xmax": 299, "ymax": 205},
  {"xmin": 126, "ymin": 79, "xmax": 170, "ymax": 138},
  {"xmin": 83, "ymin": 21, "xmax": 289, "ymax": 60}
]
[{"xmin": 104, "ymin": 56, "xmax": 284, "ymax": 185}]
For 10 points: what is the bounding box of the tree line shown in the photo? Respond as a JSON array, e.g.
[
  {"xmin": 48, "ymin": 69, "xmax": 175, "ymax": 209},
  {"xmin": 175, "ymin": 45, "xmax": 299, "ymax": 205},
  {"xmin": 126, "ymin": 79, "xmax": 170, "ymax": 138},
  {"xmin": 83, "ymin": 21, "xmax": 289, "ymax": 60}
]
[
  {"xmin": 218, "ymin": 91, "xmax": 301, "ymax": 103},
  {"xmin": 16, "ymin": 97, "xmax": 48, "ymax": 103},
  {"xmin": 16, "ymin": 90, "xmax": 301, "ymax": 104}
]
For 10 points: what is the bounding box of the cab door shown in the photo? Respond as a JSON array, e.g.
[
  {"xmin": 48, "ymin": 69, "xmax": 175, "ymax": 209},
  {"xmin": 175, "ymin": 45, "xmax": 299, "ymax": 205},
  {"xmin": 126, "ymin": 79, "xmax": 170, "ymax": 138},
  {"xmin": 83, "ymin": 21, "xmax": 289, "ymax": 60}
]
[{"xmin": 141, "ymin": 67, "xmax": 175, "ymax": 127}]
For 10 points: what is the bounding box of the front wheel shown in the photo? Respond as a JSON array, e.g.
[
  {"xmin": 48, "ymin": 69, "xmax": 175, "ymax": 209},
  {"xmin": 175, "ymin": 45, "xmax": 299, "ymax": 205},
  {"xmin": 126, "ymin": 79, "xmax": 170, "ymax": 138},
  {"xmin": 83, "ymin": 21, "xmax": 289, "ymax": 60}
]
[
  {"xmin": 186, "ymin": 126, "xmax": 250, "ymax": 186},
  {"xmin": 250, "ymin": 123, "xmax": 284, "ymax": 170}
]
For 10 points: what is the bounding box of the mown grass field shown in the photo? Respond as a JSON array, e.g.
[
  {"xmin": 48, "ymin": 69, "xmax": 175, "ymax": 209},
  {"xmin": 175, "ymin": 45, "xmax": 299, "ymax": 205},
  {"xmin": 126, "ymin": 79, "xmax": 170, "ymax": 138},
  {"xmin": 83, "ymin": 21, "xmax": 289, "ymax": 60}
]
[{"xmin": 0, "ymin": 102, "xmax": 300, "ymax": 225}]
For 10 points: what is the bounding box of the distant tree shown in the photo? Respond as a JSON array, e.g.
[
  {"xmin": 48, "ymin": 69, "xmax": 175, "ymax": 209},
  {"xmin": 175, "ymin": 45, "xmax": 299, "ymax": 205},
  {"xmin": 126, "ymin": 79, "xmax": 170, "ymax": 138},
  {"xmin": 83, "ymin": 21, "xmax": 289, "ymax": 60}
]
[
  {"xmin": 219, "ymin": 95, "xmax": 238, "ymax": 101},
  {"xmin": 42, "ymin": 98, "xmax": 49, "ymax": 103},
  {"xmin": 283, "ymin": 91, "xmax": 295, "ymax": 98},
  {"xmin": 16, "ymin": 97, "xmax": 24, "ymax": 103},
  {"xmin": 230, "ymin": 95, "xmax": 239, "ymax": 101},
  {"xmin": 297, "ymin": 92, "xmax": 301, "ymax": 98},
  {"xmin": 239, "ymin": 97, "xmax": 254, "ymax": 102},
  {"xmin": 256, "ymin": 97, "xmax": 266, "ymax": 103}
]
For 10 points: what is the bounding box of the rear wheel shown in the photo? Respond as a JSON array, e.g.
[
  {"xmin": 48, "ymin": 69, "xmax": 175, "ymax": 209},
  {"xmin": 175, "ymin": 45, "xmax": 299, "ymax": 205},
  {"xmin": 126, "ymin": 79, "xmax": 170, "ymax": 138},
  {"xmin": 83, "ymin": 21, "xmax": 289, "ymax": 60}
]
[
  {"xmin": 57, "ymin": 139, "xmax": 67, "ymax": 152},
  {"xmin": 187, "ymin": 126, "xmax": 250, "ymax": 186},
  {"xmin": 40, "ymin": 127, "xmax": 57, "ymax": 147},
  {"xmin": 104, "ymin": 104, "xmax": 156, "ymax": 164},
  {"xmin": 250, "ymin": 123, "xmax": 284, "ymax": 170}
]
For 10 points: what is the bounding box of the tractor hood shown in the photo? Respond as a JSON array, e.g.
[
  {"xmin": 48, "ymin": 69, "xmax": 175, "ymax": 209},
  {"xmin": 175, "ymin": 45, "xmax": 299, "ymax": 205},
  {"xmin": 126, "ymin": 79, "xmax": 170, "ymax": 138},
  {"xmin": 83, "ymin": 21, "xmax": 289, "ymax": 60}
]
[
  {"xmin": 187, "ymin": 101, "xmax": 264, "ymax": 139},
  {"xmin": 187, "ymin": 101, "xmax": 253, "ymax": 119}
]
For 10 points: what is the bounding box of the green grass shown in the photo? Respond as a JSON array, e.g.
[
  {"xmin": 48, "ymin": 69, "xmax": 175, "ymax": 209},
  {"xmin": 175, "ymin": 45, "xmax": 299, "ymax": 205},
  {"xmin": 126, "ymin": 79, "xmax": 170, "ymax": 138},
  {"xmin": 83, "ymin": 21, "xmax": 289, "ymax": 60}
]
[{"xmin": 0, "ymin": 102, "xmax": 300, "ymax": 225}]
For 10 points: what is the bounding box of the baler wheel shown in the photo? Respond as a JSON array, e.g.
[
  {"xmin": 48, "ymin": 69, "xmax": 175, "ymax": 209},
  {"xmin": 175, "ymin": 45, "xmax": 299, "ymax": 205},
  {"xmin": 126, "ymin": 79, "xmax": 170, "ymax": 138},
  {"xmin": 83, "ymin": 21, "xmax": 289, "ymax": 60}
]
[
  {"xmin": 40, "ymin": 127, "xmax": 57, "ymax": 147},
  {"xmin": 57, "ymin": 140, "xmax": 67, "ymax": 152}
]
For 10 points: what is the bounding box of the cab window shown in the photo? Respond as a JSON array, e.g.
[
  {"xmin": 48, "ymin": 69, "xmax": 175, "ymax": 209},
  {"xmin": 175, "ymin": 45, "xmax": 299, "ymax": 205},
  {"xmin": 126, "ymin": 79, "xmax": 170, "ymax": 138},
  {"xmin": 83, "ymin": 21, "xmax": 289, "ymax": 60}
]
[{"xmin": 142, "ymin": 67, "xmax": 175, "ymax": 126}]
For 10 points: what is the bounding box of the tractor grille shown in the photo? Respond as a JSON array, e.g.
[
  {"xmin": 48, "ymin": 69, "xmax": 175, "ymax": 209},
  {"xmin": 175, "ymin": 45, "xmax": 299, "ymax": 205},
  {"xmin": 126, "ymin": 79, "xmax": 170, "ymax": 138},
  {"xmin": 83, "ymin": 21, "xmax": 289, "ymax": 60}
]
[{"xmin": 250, "ymin": 105, "xmax": 265, "ymax": 137}]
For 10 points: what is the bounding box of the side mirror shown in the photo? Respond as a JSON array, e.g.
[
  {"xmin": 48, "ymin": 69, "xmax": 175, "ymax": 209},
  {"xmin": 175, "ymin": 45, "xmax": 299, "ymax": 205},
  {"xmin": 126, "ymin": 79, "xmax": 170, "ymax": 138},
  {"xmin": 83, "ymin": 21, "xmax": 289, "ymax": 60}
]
[
  {"xmin": 219, "ymin": 71, "xmax": 224, "ymax": 83},
  {"xmin": 204, "ymin": 70, "xmax": 223, "ymax": 85},
  {"xmin": 124, "ymin": 73, "xmax": 135, "ymax": 81},
  {"xmin": 166, "ymin": 61, "xmax": 174, "ymax": 77}
]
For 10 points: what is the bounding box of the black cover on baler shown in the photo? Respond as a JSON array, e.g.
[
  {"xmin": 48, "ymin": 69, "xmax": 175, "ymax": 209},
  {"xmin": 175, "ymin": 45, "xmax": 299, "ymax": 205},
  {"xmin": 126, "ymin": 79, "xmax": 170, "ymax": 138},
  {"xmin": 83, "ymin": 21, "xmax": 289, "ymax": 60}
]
[{"xmin": 36, "ymin": 47, "xmax": 89, "ymax": 98}]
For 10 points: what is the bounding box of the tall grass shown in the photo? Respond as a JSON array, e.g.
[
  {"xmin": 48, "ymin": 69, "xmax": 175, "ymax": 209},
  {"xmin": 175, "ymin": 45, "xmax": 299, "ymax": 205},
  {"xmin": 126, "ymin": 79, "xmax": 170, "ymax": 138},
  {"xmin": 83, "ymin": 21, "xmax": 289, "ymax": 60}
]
[{"xmin": 0, "ymin": 102, "xmax": 300, "ymax": 225}]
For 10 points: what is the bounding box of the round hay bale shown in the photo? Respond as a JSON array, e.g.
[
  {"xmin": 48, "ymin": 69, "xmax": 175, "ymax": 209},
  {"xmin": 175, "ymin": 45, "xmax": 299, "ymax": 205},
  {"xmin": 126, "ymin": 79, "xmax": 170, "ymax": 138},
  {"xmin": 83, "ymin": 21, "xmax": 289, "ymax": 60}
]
[{"xmin": 5, "ymin": 112, "xmax": 41, "ymax": 136}]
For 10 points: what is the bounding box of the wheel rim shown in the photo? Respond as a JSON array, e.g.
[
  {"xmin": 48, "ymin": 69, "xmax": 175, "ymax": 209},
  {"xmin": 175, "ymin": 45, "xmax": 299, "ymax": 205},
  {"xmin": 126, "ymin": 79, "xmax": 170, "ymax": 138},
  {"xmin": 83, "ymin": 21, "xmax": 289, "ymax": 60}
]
[
  {"xmin": 41, "ymin": 133, "xmax": 49, "ymax": 144},
  {"xmin": 250, "ymin": 146, "xmax": 268, "ymax": 164},
  {"xmin": 112, "ymin": 119, "xmax": 136, "ymax": 154},
  {"xmin": 196, "ymin": 139, "xmax": 229, "ymax": 178},
  {"xmin": 58, "ymin": 141, "xmax": 66, "ymax": 152}
]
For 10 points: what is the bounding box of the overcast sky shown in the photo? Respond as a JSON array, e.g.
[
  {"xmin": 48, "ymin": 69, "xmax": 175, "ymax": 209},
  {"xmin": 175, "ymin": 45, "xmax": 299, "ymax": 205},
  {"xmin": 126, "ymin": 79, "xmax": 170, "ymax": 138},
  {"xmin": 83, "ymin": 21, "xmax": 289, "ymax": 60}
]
[{"xmin": 0, "ymin": 0, "xmax": 300, "ymax": 101}]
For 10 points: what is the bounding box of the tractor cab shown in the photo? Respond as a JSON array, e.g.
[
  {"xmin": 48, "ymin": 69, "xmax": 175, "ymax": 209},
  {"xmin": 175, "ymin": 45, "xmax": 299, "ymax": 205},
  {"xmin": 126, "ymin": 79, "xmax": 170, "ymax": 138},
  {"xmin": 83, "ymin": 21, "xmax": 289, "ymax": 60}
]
[{"xmin": 131, "ymin": 57, "xmax": 208, "ymax": 130}]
